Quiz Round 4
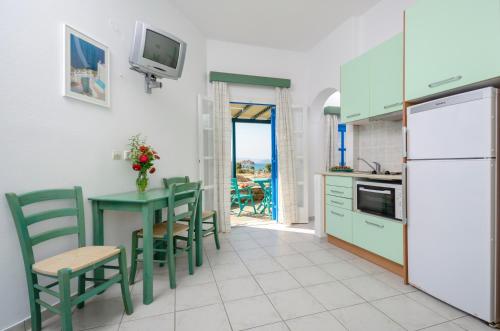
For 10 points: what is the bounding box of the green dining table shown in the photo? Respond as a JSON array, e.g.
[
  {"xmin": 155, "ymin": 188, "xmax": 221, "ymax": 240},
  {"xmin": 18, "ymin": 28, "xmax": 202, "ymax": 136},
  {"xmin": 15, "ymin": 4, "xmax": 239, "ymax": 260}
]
[{"xmin": 89, "ymin": 188, "xmax": 203, "ymax": 305}]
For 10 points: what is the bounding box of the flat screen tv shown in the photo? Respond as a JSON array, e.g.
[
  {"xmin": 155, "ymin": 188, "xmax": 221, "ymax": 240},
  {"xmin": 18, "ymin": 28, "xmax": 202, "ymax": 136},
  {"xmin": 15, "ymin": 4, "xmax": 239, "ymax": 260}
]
[{"xmin": 129, "ymin": 21, "xmax": 187, "ymax": 79}]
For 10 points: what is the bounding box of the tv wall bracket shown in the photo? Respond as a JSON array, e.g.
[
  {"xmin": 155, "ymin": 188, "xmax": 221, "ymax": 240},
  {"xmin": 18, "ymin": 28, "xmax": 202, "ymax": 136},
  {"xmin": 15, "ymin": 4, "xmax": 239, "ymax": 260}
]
[{"xmin": 130, "ymin": 67, "xmax": 163, "ymax": 94}]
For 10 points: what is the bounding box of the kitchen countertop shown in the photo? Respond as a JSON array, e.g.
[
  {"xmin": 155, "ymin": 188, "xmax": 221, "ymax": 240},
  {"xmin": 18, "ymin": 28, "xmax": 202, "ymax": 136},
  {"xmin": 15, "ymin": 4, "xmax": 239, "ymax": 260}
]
[{"xmin": 318, "ymin": 171, "xmax": 403, "ymax": 181}]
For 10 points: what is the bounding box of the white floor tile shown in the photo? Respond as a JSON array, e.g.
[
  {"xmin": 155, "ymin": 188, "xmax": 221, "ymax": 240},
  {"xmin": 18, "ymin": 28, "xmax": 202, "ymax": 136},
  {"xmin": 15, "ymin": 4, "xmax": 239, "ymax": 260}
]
[
  {"xmin": 237, "ymin": 247, "xmax": 270, "ymax": 261},
  {"xmin": 246, "ymin": 321, "xmax": 289, "ymax": 331},
  {"xmin": 176, "ymin": 267, "xmax": 215, "ymax": 287},
  {"xmin": 231, "ymin": 239, "xmax": 260, "ymax": 251},
  {"xmin": 275, "ymin": 254, "xmax": 313, "ymax": 269},
  {"xmin": 212, "ymin": 262, "xmax": 251, "ymax": 281},
  {"xmin": 263, "ymin": 244, "xmax": 298, "ymax": 257},
  {"xmin": 373, "ymin": 272, "xmax": 416, "ymax": 293},
  {"xmin": 224, "ymin": 295, "xmax": 281, "ymax": 330},
  {"xmin": 406, "ymin": 291, "xmax": 466, "ymax": 320},
  {"xmin": 285, "ymin": 311, "xmax": 346, "ymax": 331},
  {"xmin": 175, "ymin": 282, "xmax": 221, "ymax": 311},
  {"xmin": 452, "ymin": 316, "xmax": 494, "ymax": 331},
  {"xmin": 175, "ymin": 303, "xmax": 231, "ymax": 331},
  {"xmin": 371, "ymin": 295, "xmax": 447, "ymax": 331},
  {"xmin": 245, "ymin": 257, "xmax": 284, "ymax": 275},
  {"xmin": 319, "ymin": 261, "xmax": 367, "ymax": 280},
  {"xmin": 342, "ymin": 275, "xmax": 401, "ymax": 301},
  {"xmin": 254, "ymin": 270, "xmax": 302, "ymax": 294},
  {"xmin": 73, "ymin": 298, "xmax": 124, "ymax": 330},
  {"xmin": 327, "ymin": 247, "xmax": 358, "ymax": 261},
  {"xmin": 288, "ymin": 242, "xmax": 323, "ymax": 253},
  {"xmin": 119, "ymin": 313, "xmax": 174, "ymax": 331},
  {"xmin": 420, "ymin": 321, "xmax": 468, "ymax": 331},
  {"xmin": 306, "ymin": 281, "xmax": 365, "ymax": 310},
  {"xmin": 122, "ymin": 289, "xmax": 175, "ymax": 322},
  {"xmin": 331, "ymin": 302, "xmax": 405, "ymax": 331},
  {"xmin": 288, "ymin": 265, "xmax": 335, "ymax": 286},
  {"xmin": 217, "ymin": 276, "xmax": 263, "ymax": 301},
  {"xmin": 268, "ymin": 288, "xmax": 325, "ymax": 320},
  {"xmin": 302, "ymin": 249, "xmax": 343, "ymax": 265},
  {"xmin": 207, "ymin": 251, "xmax": 242, "ymax": 266},
  {"xmin": 349, "ymin": 258, "xmax": 387, "ymax": 274}
]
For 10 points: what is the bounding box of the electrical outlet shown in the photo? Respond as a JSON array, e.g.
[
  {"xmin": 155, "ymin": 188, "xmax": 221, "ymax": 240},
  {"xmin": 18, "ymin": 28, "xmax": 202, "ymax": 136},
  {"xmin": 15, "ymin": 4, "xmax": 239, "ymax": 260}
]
[
  {"xmin": 112, "ymin": 151, "xmax": 122, "ymax": 160},
  {"xmin": 123, "ymin": 150, "xmax": 131, "ymax": 160}
]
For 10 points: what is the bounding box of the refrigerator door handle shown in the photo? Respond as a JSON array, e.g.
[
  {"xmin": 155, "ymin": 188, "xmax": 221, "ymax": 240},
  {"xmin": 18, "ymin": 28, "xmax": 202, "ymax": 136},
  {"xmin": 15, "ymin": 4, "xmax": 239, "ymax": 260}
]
[
  {"xmin": 402, "ymin": 163, "xmax": 407, "ymax": 222},
  {"xmin": 403, "ymin": 127, "xmax": 408, "ymax": 158}
]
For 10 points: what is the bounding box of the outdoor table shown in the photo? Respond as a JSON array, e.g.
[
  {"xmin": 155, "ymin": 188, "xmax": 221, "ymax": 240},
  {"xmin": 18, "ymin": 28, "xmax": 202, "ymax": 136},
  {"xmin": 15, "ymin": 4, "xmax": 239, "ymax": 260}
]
[
  {"xmin": 253, "ymin": 178, "xmax": 272, "ymax": 215},
  {"xmin": 89, "ymin": 188, "xmax": 203, "ymax": 304}
]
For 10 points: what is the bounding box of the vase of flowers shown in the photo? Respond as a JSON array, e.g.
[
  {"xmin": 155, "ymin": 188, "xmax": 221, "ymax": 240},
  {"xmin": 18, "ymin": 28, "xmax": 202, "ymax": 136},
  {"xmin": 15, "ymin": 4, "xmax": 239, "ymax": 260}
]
[{"xmin": 129, "ymin": 134, "xmax": 160, "ymax": 193}]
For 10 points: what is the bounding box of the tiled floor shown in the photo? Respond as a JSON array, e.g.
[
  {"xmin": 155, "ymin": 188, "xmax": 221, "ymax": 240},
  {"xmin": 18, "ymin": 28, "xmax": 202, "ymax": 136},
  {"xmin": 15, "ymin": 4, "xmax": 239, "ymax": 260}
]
[{"xmin": 27, "ymin": 222, "xmax": 495, "ymax": 331}]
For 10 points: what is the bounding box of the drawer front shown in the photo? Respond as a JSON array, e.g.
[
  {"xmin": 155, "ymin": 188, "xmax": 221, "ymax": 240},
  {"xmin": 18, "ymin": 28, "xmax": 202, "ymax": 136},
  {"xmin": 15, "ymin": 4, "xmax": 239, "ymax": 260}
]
[
  {"xmin": 353, "ymin": 213, "xmax": 403, "ymax": 264},
  {"xmin": 325, "ymin": 176, "xmax": 353, "ymax": 188},
  {"xmin": 326, "ymin": 195, "xmax": 352, "ymax": 211},
  {"xmin": 326, "ymin": 206, "xmax": 353, "ymax": 243},
  {"xmin": 325, "ymin": 185, "xmax": 352, "ymax": 199}
]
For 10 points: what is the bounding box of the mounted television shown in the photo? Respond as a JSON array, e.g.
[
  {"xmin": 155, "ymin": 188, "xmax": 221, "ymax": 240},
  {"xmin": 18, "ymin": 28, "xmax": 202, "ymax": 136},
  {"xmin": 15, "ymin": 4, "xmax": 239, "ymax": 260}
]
[{"xmin": 129, "ymin": 21, "xmax": 187, "ymax": 80}]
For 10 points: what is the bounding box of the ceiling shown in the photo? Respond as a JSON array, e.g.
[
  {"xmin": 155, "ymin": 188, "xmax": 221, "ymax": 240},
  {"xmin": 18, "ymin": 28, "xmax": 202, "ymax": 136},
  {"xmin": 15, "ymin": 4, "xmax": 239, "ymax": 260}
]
[
  {"xmin": 231, "ymin": 103, "xmax": 272, "ymax": 120},
  {"xmin": 171, "ymin": 0, "xmax": 381, "ymax": 50}
]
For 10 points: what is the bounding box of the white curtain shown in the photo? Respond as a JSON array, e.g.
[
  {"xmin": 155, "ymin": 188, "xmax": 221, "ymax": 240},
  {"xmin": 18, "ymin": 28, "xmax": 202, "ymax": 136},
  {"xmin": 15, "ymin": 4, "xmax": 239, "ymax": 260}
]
[
  {"xmin": 275, "ymin": 88, "xmax": 299, "ymax": 225},
  {"xmin": 324, "ymin": 114, "xmax": 339, "ymax": 171},
  {"xmin": 213, "ymin": 82, "xmax": 232, "ymax": 233}
]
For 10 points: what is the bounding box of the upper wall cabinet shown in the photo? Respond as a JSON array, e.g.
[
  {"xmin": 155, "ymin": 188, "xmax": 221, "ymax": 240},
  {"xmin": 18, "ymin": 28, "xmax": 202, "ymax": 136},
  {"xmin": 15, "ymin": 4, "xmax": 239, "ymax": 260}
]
[
  {"xmin": 341, "ymin": 54, "xmax": 370, "ymax": 123},
  {"xmin": 341, "ymin": 33, "xmax": 403, "ymax": 123},
  {"xmin": 405, "ymin": 0, "xmax": 500, "ymax": 102},
  {"xmin": 370, "ymin": 34, "xmax": 403, "ymax": 117}
]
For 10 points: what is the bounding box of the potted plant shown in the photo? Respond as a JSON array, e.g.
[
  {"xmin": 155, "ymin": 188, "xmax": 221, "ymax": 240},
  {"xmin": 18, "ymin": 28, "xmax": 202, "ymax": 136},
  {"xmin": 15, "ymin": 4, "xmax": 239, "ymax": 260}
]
[{"xmin": 129, "ymin": 134, "xmax": 160, "ymax": 192}]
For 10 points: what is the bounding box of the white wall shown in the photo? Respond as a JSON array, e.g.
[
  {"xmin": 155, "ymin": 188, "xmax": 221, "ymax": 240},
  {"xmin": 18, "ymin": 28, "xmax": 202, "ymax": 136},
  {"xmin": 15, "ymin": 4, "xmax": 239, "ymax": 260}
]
[
  {"xmin": 0, "ymin": 0, "xmax": 206, "ymax": 328},
  {"xmin": 305, "ymin": 0, "xmax": 416, "ymax": 218}
]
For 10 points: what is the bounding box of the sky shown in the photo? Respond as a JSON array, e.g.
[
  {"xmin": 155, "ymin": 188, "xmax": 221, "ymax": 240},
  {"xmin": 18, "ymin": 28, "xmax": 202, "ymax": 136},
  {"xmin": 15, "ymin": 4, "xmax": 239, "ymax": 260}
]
[{"xmin": 235, "ymin": 122, "xmax": 271, "ymax": 162}]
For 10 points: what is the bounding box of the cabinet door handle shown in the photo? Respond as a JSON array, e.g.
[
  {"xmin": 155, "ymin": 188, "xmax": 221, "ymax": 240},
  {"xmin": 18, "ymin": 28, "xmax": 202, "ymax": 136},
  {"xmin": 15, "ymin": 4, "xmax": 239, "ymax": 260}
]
[
  {"xmin": 346, "ymin": 113, "xmax": 361, "ymax": 118},
  {"xmin": 333, "ymin": 200, "xmax": 344, "ymax": 205},
  {"xmin": 365, "ymin": 220, "xmax": 384, "ymax": 229},
  {"xmin": 330, "ymin": 190, "xmax": 344, "ymax": 195},
  {"xmin": 428, "ymin": 75, "xmax": 462, "ymax": 88},
  {"xmin": 384, "ymin": 102, "xmax": 403, "ymax": 109},
  {"xmin": 331, "ymin": 211, "xmax": 345, "ymax": 217}
]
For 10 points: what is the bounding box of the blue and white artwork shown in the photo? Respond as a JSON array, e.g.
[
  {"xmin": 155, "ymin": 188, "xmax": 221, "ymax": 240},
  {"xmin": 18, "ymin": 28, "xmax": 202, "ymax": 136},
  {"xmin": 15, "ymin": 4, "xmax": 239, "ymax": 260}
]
[{"xmin": 64, "ymin": 25, "xmax": 110, "ymax": 107}]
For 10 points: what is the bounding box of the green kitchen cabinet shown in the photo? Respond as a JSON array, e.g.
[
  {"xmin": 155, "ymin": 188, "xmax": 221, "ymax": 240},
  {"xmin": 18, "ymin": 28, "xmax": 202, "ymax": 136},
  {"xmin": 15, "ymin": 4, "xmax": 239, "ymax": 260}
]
[
  {"xmin": 405, "ymin": 0, "xmax": 500, "ymax": 101},
  {"xmin": 370, "ymin": 33, "xmax": 403, "ymax": 116},
  {"xmin": 352, "ymin": 212, "xmax": 403, "ymax": 264},
  {"xmin": 341, "ymin": 54, "xmax": 370, "ymax": 123},
  {"xmin": 325, "ymin": 176, "xmax": 352, "ymax": 188},
  {"xmin": 326, "ymin": 205, "xmax": 353, "ymax": 243}
]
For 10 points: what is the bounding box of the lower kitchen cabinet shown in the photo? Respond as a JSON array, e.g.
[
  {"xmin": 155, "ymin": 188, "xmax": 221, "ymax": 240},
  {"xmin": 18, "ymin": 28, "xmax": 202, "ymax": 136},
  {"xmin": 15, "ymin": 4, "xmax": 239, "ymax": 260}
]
[
  {"xmin": 352, "ymin": 212, "xmax": 403, "ymax": 264},
  {"xmin": 325, "ymin": 204, "xmax": 353, "ymax": 243}
]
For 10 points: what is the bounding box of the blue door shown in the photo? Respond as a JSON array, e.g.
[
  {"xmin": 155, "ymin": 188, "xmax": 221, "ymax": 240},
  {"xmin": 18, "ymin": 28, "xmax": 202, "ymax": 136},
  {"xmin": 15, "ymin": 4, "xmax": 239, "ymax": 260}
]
[{"xmin": 271, "ymin": 107, "xmax": 278, "ymax": 221}]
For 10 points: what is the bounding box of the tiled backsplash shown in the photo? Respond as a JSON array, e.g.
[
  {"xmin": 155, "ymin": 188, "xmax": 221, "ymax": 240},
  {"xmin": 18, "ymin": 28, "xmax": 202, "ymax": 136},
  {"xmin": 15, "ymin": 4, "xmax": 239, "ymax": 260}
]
[{"xmin": 353, "ymin": 120, "xmax": 403, "ymax": 173}]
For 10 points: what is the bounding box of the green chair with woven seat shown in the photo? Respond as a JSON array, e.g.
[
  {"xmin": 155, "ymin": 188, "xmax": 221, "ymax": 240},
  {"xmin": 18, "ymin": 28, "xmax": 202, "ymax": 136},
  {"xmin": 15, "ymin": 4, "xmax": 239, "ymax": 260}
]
[
  {"xmin": 5, "ymin": 187, "xmax": 133, "ymax": 331},
  {"xmin": 231, "ymin": 178, "xmax": 257, "ymax": 216},
  {"xmin": 130, "ymin": 181, "xmax": 201, "ymax": 289},
  {"xmin": 164, "ymin": 176, "xmax": 220, "ymax": 250}
]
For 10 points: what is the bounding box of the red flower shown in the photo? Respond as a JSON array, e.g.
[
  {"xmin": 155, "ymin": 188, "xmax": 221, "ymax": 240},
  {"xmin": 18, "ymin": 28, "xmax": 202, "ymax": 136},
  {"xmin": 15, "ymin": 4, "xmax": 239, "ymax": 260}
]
[
  {"xmin": 132, "ymin": 164, "xmax": 141, "ymax": 171},
  {"xmin": 154, "ymin": 155, "xmax": 160, "ymax": 160},
  {"xmin": 149, "ymin": 167, "xmax": 156, "ymax": 174},
  {"xmin": 139, "ymin": 154, "xmax": 148, "ymax": 163},
  {"xmin": 139, "ymin": 145, "xmax": 148, "ymax": 152}
]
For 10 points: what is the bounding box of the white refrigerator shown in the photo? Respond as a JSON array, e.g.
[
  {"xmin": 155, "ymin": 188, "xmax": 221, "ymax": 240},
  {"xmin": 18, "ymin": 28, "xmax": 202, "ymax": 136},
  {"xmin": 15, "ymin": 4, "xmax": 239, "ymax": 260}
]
[{"xmin": 407, "ymin": 87, "xmax": 499, "ymax": 324}]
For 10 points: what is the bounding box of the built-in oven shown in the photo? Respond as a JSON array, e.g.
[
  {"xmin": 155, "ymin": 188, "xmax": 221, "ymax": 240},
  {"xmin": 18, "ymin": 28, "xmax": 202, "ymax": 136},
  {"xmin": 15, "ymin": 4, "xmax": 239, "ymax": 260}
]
[{"xmin": 355, "ymin": 180, "xmax": 403, "ymax": 220}]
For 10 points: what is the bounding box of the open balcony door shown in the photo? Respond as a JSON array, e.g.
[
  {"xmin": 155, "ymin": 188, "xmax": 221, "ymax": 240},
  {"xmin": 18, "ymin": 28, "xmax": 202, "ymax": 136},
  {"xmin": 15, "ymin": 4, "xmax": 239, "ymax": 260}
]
[
  {"xmin": 292, "ymin": 105, "xmax": 309, "ymax": 223},
  {"xmin": 198, "ymin": 95, "xmax": 215, "ymax": 211}
]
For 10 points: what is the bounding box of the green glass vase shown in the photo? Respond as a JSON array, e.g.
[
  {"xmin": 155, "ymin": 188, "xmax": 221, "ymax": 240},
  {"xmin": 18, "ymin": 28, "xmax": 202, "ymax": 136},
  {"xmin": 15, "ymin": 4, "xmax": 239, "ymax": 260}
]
[{"xmin": 136, "ymin": 173, "xmax": 149, "ymax": 193}]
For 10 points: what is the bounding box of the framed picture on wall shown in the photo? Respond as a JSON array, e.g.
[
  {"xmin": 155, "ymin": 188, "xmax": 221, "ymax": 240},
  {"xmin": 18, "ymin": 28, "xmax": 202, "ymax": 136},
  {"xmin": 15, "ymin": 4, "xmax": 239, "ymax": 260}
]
[{"xmin": 63, "ymin": 25, "xmax": 110, "ymax": 107}]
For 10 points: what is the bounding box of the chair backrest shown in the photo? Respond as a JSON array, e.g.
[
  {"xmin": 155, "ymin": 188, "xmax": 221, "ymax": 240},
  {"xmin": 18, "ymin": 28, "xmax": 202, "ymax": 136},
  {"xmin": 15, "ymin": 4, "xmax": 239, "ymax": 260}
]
[
  {"xmin": 163, "ymin": 176, "xmax": 190, "ymax": 189},
  {"xmin": 168, "ymin": 182, "xmax": 201, "ymax": 225},
  {"xmin": 231, "ymin": 178, "xmax": 240, "ymax": 195},
  {"xmin": 5, "ymin": 187, "xmax": 86, "ymax": 267}
]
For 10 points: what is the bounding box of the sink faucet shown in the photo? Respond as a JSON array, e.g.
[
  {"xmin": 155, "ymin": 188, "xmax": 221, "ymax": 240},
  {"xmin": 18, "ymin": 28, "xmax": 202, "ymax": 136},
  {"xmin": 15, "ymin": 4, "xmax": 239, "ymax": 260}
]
[{"xmin": 358, "ymin": 158, "xmax": 381, "ymax": 174}]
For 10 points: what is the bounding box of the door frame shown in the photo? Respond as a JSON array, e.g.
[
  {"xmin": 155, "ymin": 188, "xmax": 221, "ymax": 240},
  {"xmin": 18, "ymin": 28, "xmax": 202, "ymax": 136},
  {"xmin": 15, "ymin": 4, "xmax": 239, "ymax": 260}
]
[{"xmin": 230, "ymin": 102, "xmax": 278, "ymax": 221}]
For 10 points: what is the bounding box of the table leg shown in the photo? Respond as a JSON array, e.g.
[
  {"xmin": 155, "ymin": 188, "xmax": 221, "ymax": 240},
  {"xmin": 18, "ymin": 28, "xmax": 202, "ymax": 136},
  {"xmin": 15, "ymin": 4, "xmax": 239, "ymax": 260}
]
[
  {"xmin": 92, "ymin": 201, "xmax": 104, "ymax": 284},
  {"xmin": 141, "ymin": 205, "xmax": 154, "ymax": 304},
  {"xmin": 195, "ymin": 191, "xmax": 203, "ymax": 266},
  {"xmin": 154, "ymin": 209, "xmax": 165, "ymax": 264}
]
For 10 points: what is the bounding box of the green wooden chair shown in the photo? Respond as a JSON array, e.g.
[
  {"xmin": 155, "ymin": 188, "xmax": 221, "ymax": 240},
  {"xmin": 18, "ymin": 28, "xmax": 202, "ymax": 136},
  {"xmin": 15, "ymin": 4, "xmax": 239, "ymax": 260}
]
[
  {"xmin": 5, "ymin": 187, "xmax": 133, "ymax": 331},
  {"xmin": 163, "ymin": 176, "xmax": 220, "ymax": 250},
  {"xmin": 130, "ymin": 181, "xmax": 201, "ymax": 289},
  {"xmin": 231, "ymin": 178, "xmax": 257, "ymax": 216}
]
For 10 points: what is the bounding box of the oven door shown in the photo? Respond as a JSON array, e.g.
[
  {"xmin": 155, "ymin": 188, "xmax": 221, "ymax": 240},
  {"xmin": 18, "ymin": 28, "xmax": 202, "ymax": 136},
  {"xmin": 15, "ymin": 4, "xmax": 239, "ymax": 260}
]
[{"xmin": 356, "ymin": 183, "xmax": 396, "ymax": 219}]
